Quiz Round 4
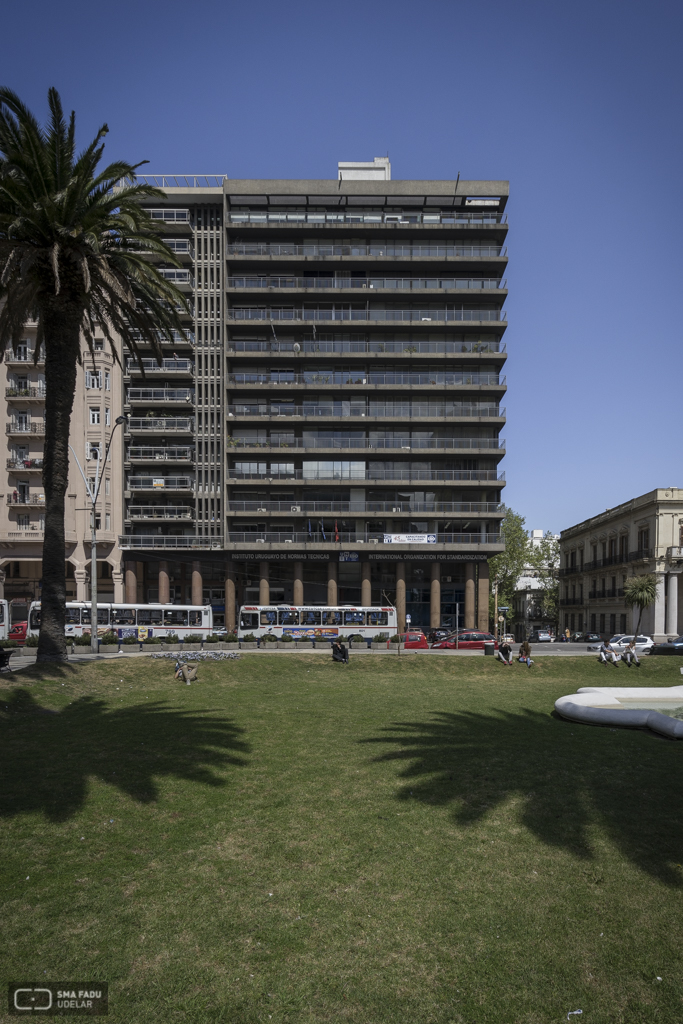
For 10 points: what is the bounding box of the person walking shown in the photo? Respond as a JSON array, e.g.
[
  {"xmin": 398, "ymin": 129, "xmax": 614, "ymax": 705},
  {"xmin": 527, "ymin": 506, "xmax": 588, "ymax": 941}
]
[
  {"xmin": 622, "ymin": 638, "xmax": 640, "ymax": 668},
  {"xmin": 598, "ymin": 639, "xmax": 620, "ymax": 667},
  {"xmin": 565, "ymin": 627, "xmax": 571, "ymax": 643},
  {"xmin": 496, "ymin": 640, "xmax": 513, "ymax": 665},
  {"xmin": 518, "ymin": 640, "xmax": 534, "ymax": 667}
]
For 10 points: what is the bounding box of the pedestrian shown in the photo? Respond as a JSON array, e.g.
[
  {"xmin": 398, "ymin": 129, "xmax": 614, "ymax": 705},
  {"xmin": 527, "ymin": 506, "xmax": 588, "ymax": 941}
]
[
  {"xmin": 622, "ymin": 638, "xmax": 640, "ymax": 668},
  {"xmin": 496, "ymin": 640, "xmax": 513, "ymax": 665},
  {"xmin": 518, "ymin": 640, "xmax": 534, "ymax": 667},
  {"xmin": 598, "ymin": 639, "xmax": 620, "ymax": 667},
  {"xmin": 565, "ymin": 627, "xmax": 571, "ymax": 642}
]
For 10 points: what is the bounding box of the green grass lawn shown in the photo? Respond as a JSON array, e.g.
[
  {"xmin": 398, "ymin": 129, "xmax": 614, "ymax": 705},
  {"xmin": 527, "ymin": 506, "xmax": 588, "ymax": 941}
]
[{"xmin": 2, "ymin": 653, "xmax": 683, "ymax": 1024}]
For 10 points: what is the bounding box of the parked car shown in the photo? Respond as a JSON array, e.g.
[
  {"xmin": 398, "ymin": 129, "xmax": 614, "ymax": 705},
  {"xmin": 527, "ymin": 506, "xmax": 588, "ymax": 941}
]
[
  {"xmin": 587, "ymin": 635, "xmax": 654, "ymax": 654},
  {"xmin": 500, "ymin": 633, "xmax": 516, "ymax": 644},
  {"xmin": 574, "ymin": 632, "xmax": 602, "ymax": 643},
  {"xmin": 397, "ymin": 631, "xmax": 429, "ymax": 649},
  {"xmin": 529, "ymin": 630, "xmax": 552, "ymax": 643},
  {"xmin": 432, "ymin": 631, "xmax": 499, "ymax": 651},
  {"xmin": 427, "ymin": 627, "xmax": 453, "ymax": 644},
  {"xmin": 8, "ymin": 621, "xmax": 27, "ymax": 645},
  {"xmin": 651, "ymin": 635, "xmax": 683, "ymax": 655}
]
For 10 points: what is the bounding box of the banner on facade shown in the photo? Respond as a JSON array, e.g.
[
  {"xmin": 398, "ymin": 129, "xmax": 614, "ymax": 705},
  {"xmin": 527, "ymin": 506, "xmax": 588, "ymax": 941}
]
[{"xmin": 383, "ymin": 534, "xmax": 437, "ymax": 544}]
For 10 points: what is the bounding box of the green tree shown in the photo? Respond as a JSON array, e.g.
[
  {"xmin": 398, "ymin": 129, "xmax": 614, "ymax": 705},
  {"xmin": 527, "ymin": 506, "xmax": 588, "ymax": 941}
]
[
  {"xmin": 0, "ymin": 88, "xmax": 189, "ymax": 662},
  {"xmin": 489, "ymin": 507, "xmax": 530, "ymax": 613},
  {"xmin": 528, "ymin": 531, "xmax": 560, "ymax": 629},
  {"xmin": 623, "ymin": 573, "xmax": 658, "ymax": 638}
]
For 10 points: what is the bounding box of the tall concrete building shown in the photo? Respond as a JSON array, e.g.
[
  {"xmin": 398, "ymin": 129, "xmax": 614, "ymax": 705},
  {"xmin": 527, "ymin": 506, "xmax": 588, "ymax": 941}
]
[{"xmin": 1, "ymin": 161, "xmax": 509, "ymax": 632}]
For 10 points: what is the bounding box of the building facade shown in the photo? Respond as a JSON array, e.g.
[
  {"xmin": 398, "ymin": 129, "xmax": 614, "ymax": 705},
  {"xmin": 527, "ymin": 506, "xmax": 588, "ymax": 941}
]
[
  {"xmin": 1, "ymin": 160, "xmax": 509, "ymax": 632},
  {"xmin": 559, "ymin": 489, "xmax": 683, "ymax": 641}
]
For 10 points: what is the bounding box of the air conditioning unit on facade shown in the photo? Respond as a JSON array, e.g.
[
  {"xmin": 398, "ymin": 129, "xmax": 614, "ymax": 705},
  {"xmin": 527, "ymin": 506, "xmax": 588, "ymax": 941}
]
[
  {"xmin": 291, "ymin": 505, "xmax": 301, "ymax": 512},
  {"xmin": 444, "ymin": 576, "xmax": 452, "ymax": 583},
  {"xmin": 392, "ymin": 507, "xmax": 400, "ymax": 512},
  {"xmin": 257, "ymin": 507, "xmax": 267, "ymax": 512}
]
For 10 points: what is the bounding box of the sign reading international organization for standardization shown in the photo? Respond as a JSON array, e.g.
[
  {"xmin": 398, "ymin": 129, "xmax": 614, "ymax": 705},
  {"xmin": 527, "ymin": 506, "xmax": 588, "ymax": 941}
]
[
  {"xmin": 383, "ymin": 534, "xmax": 437, "ymax": 544},
  {"xmin": 8, "ymin": 983, "xmax": 108, "ymax": 1015}
]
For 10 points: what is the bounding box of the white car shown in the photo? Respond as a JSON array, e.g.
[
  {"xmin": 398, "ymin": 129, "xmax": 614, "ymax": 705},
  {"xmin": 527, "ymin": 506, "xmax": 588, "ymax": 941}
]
[{"xmin": 588, "ymin": 635, "xmax": 654, "ymax": 654}]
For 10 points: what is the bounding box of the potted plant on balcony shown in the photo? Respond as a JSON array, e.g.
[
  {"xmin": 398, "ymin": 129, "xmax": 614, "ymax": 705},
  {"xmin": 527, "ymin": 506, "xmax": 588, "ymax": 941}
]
[{"xmin": 240, "ymin": 633, "xmax": 258, "ymax": 650}]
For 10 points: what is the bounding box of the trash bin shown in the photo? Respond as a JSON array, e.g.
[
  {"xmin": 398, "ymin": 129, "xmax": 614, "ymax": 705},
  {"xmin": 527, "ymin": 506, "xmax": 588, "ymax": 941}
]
[{"xmin": 484, "ymin": 642, "xmax": 495, "ymax": 656}]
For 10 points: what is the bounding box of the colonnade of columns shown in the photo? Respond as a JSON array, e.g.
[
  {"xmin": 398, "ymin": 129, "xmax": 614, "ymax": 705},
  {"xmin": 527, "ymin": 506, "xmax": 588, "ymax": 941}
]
[{"xmin": 121, "ymin": 557, "xmax": 492, "ymax": 635}]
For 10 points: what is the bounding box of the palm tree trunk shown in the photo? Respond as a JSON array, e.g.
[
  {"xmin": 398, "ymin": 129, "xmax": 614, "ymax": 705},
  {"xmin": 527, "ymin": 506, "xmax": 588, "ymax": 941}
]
[{"xmin": 37, "ymin": 303, "xmax": 81, "ymax": 662}]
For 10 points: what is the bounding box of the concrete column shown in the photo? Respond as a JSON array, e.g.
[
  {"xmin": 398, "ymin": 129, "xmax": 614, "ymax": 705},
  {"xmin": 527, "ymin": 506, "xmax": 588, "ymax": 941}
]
[
  {"xmin": 361, "ymin": 561, "xmax": 372, "ymax": 606},
  {"xmin": 293, "ymin": 561, "xmax": 304, "ymax": 606},
  {"xmin": 191, "ymin": 560, "xmax": 203, "ymax": 606},
  {"xmin": 259, "ymin": 561, "xmax": 270, "ymax": 605},
  {"xmin": 327, "ymin": 560, "xmax": 338, "ymax": 606},
  {"xmin": 395, "ymin": 561, "xmax": 406, "ymax": 633},
  {"xmin": 465, "ymin": 562, "xmax": 476, "ymax": 628},
  {"xmin": 653, "ymin": 572, "xmax": 666, "ymax": 639},
  {"xmin": 158, "ymin": 560, "xmax": 170, "ymax": 605},
  {"xmin": 477, "ymin": 560, "xmax": 490, "ymax": 632},
  {"xmin": 666, "ymin": 572, "xmax": 679, "ymax": 637},
  {"xmin": 136, "ymin": 561, "xmax": 145, "ymax": 604},
  {"xmin": 112, "ymin": 565, "xmax": 124, "ymax": 604},
  {"xmin": 430, "ymin": 561, "xmax": 441, "ymax": 628},
  {"xmin": 0, "ymin": 568, "xmax": 5, "ymax": 602},
  {"xmin": 75, "ymin": 568, "xmax": 88, "ymax": 603},
  {"xmin": 124, "ymin": 561, "xmax": 137, "ymax": 604},
  {"xmin": 225, "ymin": 561, "xmax": 236, "ymax": 632}
]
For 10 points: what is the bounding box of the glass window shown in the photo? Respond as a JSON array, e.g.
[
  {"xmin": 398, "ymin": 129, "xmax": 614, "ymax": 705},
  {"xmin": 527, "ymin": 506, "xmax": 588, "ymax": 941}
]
[
  {"xmin": 323, "ymin": 610, "xmax": 342, "ymax": 625},
  {"xmin": 82, "ymin": 608, "xmax": 109, "ymax": 625},
  {"xmin": 164, "ymin": 609, "xmax": 188, "ymax": 626},
  {"xmin": 112, "ymin": 607, "xmax": 136, "ymax": 625},
  {"xmin": 301, "ymin": 610, "xmax": 321, "ymax": 625},
  {"xmin": 30, "ymin": 608, "xmax": 41, "ymax": 628},
  {"xmin": 367, "ymin": 611, "xmax": 388, "ymax": 626},
  {"xmin": 189, "ymin": 610, "xmax": 202, "ymax": 626},
  {"xmin": 89, "ymin": 407, "xmax": 101, "ymax": 424},
  {"xmin": 240, "ymin": 612, "xmax": 258, "ymax": 629},
  {"xmin": 65, "ymin": 608, "xmax": 81, "ymax": 625},
  {"xmin": 137, "ymin": 608, "xmax": 163, "ymax": 625},
  {"xmin": 260, "ymin": 609, "xmax": 277, "ymax": 626},
  {"xmin": 279, "ymin": 610, "xmax": 300, "ymax": 625},
  {"xmin": 344, "ymin": 611, "xmax": 366, "ymax": 625}
]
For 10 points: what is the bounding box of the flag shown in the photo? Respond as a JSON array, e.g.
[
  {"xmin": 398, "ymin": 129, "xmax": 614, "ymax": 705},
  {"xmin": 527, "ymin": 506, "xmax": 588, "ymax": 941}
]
[
  {"xmin": 335, "ymin": 519, "xmax": 339, "ymax": 542},
  {"xmin": 320, "ymin": 519, "xmax": 327, "ymax": 541}
]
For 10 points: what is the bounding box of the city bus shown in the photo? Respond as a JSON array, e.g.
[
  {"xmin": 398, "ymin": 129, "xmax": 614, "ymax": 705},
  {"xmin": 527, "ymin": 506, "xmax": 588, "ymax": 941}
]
[
  {"xmin": 0, "ymin": 599, "xmax": 9, "ymax": 640},
  {"xmin": 28, "ymin": 602, "xmax": 213, "ymax": 640},
  {"xmin": 238, "ymin": 605, "xmax": 397, "ymax": 641}
]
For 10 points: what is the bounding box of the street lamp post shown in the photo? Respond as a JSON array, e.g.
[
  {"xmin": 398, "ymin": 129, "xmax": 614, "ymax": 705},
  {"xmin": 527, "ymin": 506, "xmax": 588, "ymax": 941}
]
[{"xmin": 70, "ymin": 415, "xmax": 127, "ymax": 654}]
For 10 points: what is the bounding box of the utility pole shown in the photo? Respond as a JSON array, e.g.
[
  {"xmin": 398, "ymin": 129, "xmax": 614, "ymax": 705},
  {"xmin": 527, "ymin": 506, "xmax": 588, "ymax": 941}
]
[{"xmin": 70, "ymin": 415, "xmax": 127, "ymax": 654}]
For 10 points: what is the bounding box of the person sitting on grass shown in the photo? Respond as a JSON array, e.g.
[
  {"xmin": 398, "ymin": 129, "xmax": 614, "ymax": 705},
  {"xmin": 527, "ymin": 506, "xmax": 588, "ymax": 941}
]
[
  {"xmin": 622, "ymin": 638, "xmax": 640, "ymax": 668},
  {"xmin": 332, "ymin": 640, "xmax": 349, "ymax": 664},
  {"xmin": 598, "ymin": 639, "xmax": 620, "ymax": 667},
  {"xmin": 518, "ymin": 640, "xmax": 534, "ymax": 667},
  {"xmin": 496, "ymin": 640, "xmax": 513, "ymax": 665}
]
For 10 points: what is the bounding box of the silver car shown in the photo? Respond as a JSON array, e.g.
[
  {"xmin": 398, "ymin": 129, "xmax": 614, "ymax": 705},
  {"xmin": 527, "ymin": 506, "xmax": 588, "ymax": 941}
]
[{"xmin": 587, "ymin": 635, "xmax": 654, "ymax": 654}]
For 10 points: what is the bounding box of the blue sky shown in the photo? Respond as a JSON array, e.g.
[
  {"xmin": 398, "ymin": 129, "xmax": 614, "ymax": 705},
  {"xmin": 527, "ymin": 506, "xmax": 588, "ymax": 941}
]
[{"xmin": 3, "ymin": 0, "xmax": 681, "ymax": 535}]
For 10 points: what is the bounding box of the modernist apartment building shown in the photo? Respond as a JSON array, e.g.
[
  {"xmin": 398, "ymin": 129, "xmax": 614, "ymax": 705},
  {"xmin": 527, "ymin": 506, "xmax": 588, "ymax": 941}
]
[
  {"xmin": 559, "ymin": 488, "xmax": 683, "ymax": 641},
  {"xmin": 0, "ymin": 159, "xmax": 509, "ymax": 632},
  {"xmin": 0, "ymin": 330, "xmax": 126, "ymax": 612}
]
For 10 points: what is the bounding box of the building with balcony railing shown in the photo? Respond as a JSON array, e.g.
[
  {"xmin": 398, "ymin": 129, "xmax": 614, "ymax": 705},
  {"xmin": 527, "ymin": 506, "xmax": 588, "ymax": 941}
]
[
  {"xmin": 114, "ymin": 159, "xmax": 508, "ymax": 630},
  {"xmin": 559, "ymin": 488, "xmax": 683, "ymax": 641}
]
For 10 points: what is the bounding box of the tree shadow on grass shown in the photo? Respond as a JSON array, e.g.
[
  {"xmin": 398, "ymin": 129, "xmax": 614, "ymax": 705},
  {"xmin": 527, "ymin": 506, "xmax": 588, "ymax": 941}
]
[
  {"xmin": 362, "ymin": 709, "xmax": 683, "ymax": 885},
  {"xmin": 0, "ymin": 688, "xmax": 250, "ymax": 821}
]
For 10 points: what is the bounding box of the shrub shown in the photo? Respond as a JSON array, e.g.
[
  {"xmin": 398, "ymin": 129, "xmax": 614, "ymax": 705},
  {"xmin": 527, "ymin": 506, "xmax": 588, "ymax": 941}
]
[
  {"xmin": 241, "ymin": 633, "xmax": 257, "ymax": 643},
  {"xmin": 165, "ymin": 633, "xmax": 179, "ymax": 645},
  {"xmin": 374, "ymin": 633, "xmax": 390, "ymax": 642},
  {"xmin": 0, "ymin": 639, "xmax": 19, "ymax": 649},
  {"xmin": 336, "ymin": 635, "xmax": 350, "ymax": 643},
  {"xmin": 142, "ymin": 636, "xmax": 162, "ymax": 645},
  {"xmin": 122, "ymin": 636, "xmax": 139, "ymax": 646},
  {"xmin": 280, "ymin": 633, "xmax": 294, "ymax": 643},
  {"xmin": 203, "ymin": 633, "xmax": 220, "ymax": 644},
  {"xmin": 75, "ymin": 633, "xmax": 93, "ymax": 646},
  {"xmin": 389, "ymin": 634, "xmax": 402, "ymax": 643},
  {"xmin": 262, "ymin": 633, "xmax": 277, "ymax": 643},
  {"xmin": 25, "ymin": 635, "xmax": 39, "ymax": 647},
  {"xmin": 100, "ymin": 631, "xmax": 118, "ymax": 645},
  {"xmin": 225, "ymin": 633, "xmax": 238, "ymax": 644},
  {"xmin": 183, "ymin": 634, "xmax": 203, "ymax": 643}
]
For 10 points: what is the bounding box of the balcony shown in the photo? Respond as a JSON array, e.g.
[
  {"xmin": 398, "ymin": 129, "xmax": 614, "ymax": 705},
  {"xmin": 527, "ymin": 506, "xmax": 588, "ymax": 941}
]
[
  {"xmin": 227, "ymin": 276, "xmax": 506, "ymax": 292},
  {"xmin": 228, "ymin": 437, "xmax": 504, "ymax": 452},
  {"xmin": 230, "ymin": 339, "xmax": 506, "ymax": 355},
  {"xmin": 126, "ymin": 388, "xmax": 194, "ymax": 404},
  {"xmin": 119, "ymin": 535, "xmax": 224, "ymax": 550},
  {"xmin": 226, "ymin": 531, "xmax": 502, "ymax": 545},
  {"xmin": 559, "ymin": 549, "xmax": 654, "ymax": 576},
  {"xmin": 667, "ymin": 547, "xmax": 683, "ymax": 559},
  {"xmin": 6, "ymin": 493, "xmax": 45, "ymax": 506},
  {"xmin": 126, "ymin": 506, "xmax": 195, "ymax": 520},
  {"xmin": 6, "ymin": 422, "xmax": 45, "ymax": 436},
  {"xmin": 227, "ymin": 211, "xmax": 506, "ymax": 227},
  {"xmin": 128, "ymin": 476, "xmax": 195, "ymax": 492},
  {"xmin": 2, "ymin": 528, "xmax": 44, "ymax": 540},
  {"xmin": 228, "ymin": 308, "xmax": 506, "ymax": 324},
  {"xmin": 229, "ymin": 403, "xmax": 505, "ymax": 420},
  {"xmin": 559, "ymin": 597, "xmax": 585, "ymax": 606},
  {"xmin": 226, "ymin": 243, "xmax": 507, "ymax": 259},
  {"xmin": 5, "ymin": 387, "xmax": 46, "ymax": 400},
  {"xmin": 127, "ymin": 446, "xmax": 194, "ymax": 463},
  {"xmin": 228, "ymin": 371, "xmax": 505, "ymax": 388},
  {"xmin": 586, "ymin": 590, "xmax": 625, "ymax": 601},
  {"xmin": 129, "ymin": 329, "xmax": 194, "ymax": 347},
  {"xmin": 228, "ymin": 467, "xmax": 504, "ymax": 483},
  {"xmin": 6, "ymin": 458, "xmax": 44, "ymax": 471},
  {"xmin": 158, "ymin": 269, "xmax": 192, "ymax": 288},
  {"xmin": 126, "ymin": 359, "xmax": 194, "ymax": 374},
  {"xmin": 127, "ymin": 417, "xmax": 195, "ymax": 433},
  {"xmin": 5, "ymin": 352, "xmax": 44, "ymax": 366},
  {"xmin": 227, "ymin": 501, "xmax": 503, "ymax": 514}
]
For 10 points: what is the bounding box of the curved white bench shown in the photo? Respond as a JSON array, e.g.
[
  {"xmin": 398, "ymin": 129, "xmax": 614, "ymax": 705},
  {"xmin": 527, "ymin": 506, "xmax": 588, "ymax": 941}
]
[{"xmin": 555, "ymin": 686, "xmax": 683, "ymax": 739}]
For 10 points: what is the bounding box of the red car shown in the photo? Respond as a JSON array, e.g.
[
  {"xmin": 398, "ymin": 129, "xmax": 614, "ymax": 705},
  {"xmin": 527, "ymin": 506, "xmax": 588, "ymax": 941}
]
[
  {"xmin": 8, "ymin": 621, "xmax": 28, "ymax": 646},
  {"xmin": 431, "ymin": 630, "xmax": 499, "ymax": 651},
  {"xmin": 397, "ymin": 631, "xmax": 429, "ymax": 649}
]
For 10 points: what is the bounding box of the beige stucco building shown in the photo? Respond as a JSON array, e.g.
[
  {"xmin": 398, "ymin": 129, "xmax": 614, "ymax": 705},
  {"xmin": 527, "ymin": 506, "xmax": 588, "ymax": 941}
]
[
  {"xmin": 559, "ymin": 489, "xmax": 683, "ymax": 641},
  {"xmin": 0, "ymin": 323, "xmax": 126, "ymax": 615}
]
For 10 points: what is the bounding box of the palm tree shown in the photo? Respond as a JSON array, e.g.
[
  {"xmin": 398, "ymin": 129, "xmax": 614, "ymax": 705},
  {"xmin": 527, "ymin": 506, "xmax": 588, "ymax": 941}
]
[
  {"xmin": 0, "ymin": 87, "xmax": 190, "ymax": 662},
  {"xmin": 623, "ymin": 573, "xmax": 658, "ymax": 639}
]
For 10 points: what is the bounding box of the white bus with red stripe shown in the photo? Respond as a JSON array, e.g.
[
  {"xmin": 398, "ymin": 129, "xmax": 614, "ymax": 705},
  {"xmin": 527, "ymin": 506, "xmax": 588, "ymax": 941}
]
[{"xmin": 238, "ymin": 605, "xmax": 397, "ymax": 640}]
